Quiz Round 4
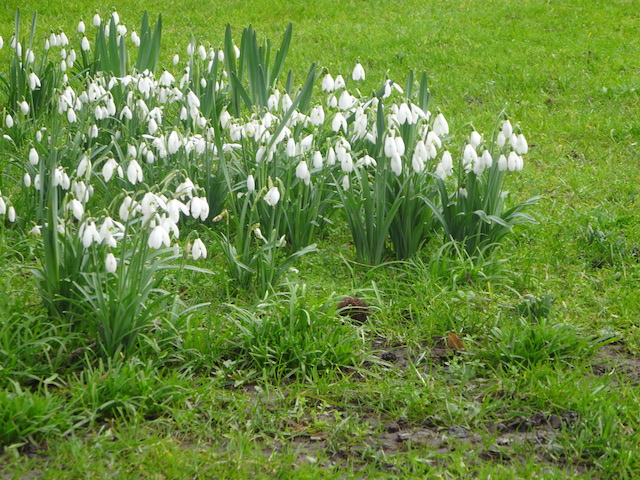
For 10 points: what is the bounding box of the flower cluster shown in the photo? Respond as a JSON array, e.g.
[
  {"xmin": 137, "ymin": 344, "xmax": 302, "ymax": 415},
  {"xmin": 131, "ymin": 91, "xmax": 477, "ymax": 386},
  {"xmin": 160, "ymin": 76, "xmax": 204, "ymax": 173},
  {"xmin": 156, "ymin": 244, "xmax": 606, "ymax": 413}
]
[{"xmin": 1, "ymin": 11, "xmax": 536, "ymax": 331}]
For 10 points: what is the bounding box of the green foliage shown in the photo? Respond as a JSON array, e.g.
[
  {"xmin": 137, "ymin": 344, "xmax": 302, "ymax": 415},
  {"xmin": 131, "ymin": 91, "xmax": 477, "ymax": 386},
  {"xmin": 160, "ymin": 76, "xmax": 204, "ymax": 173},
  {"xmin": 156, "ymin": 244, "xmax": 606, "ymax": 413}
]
[
  {"xmin": 224, "ymin": 23, "xmax": 292, "ymax": 115},
  {"xmin": 224, "ymin": 284, "xmax": 366, "ymax": 381},
  {"xmin": 0, "ymin": 313, "xmax": 72, "ymax": 388},
  {"xmin": 134, "ymin": 12, "xmax": 162, "ymax": 74},
  {"xmin": 68, "ymin": 356, "xmax": 186, "ymax": 421},
  {"xmin": 73, "ymin": 242, "xmax": 178, "ymax": 359},
  {"xmin": 479, "ymin": 316, "xmax": 606, "ymax": 369},
  {"xmin": 0, "ymin": 384, "xmax": 71, "ymax": 447}
]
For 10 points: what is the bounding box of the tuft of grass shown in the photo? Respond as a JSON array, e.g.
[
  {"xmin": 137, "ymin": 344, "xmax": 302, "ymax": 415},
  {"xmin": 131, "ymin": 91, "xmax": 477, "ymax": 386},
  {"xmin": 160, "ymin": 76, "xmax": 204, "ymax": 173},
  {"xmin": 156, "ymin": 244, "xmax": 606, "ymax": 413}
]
[
  {"xmin": 0, "ymin": 385, "xmax": 71, "ymax": 448},
  {"xmin": 223, "ymin": 283, "xmax": 369, "ymax": 382}
]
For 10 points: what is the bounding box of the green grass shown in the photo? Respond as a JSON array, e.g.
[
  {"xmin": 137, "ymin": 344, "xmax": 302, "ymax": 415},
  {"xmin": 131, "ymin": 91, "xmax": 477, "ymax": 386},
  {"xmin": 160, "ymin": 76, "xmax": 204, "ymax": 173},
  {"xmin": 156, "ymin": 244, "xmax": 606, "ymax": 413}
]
[{"xmin": 1, "ymin": 0, "xmax": 640, "ymax": 478}]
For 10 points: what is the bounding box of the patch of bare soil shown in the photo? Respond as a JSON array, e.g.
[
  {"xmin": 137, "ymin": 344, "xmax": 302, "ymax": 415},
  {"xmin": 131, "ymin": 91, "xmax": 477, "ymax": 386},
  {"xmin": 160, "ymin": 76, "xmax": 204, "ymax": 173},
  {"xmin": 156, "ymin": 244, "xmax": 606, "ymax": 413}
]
[{"xmin": 591, "ymin": 343, "xmax": 640, "ymax": 386}]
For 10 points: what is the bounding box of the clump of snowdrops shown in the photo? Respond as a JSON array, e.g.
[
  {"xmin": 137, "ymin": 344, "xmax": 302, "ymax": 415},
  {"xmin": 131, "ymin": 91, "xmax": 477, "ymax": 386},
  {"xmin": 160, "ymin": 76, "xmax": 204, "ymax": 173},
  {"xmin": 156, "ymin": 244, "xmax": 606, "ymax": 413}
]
[{"xmin": 0, "ymin": 10, "xmax": 537, "ymax": 357}]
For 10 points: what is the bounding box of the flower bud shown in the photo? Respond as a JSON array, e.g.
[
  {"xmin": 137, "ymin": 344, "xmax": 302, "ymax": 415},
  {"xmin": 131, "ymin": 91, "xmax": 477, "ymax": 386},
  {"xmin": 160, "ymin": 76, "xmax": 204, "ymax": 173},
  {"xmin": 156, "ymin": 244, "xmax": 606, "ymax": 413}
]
[{"xmin": 352, "ymin": 63, "xmax": 365, "ymax": 81}]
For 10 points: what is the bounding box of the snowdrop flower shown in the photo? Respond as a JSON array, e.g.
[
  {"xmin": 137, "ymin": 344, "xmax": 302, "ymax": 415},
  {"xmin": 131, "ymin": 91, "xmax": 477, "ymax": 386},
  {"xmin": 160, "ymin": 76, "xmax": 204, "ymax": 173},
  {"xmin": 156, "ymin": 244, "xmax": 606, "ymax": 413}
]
[
  {"xmin": 7, "ymin": 206, "xmax": 16, "ymax": 223},
  {"xmin": 438, "ymin": 151, "xmax": 454, "ymax": 178},
  {"xmin": 0, "ymin": 36, "xmax": 3, "ymax": 50},
  {"xmin": 28, "ymin": 73, "xmax": 41, "ymax": 91},
  {"xmin": 141, "ymin": 192, "xmax": 166, "ymax": 222},
  {"xmin": 5, "ymin": 115, "xmax": 13, "ymax": 128},
  {"xmin": 73, "ymin": 181, "xmax": 90, "ymax": 203},
  {"xmin": 176, "ymin": 178, "xmax": 195, "ymax": 199},
  {"xmin": 481, "ymin": 150, "xmax": 493, "ymax": 169},
  {"xmin": 254, "ymin": 227, "xmax": 266, "ymax": 242},
  {"xmin": 384, "ymin": 135, "xmax": 397, "ymax": 157},
  {"xmin": 166, "ymin": 199, "xmax": 188, "ymax": 223},
  {"xmin": 338, "ymin": 90, "xmax": 355, "ymax": 110},
  {"xmin": 395, "ymin": 136, "xmax": 405, "ymax": 156},
  {"xmin": 411, "ymin": 104, "xmax": 428, "ymax": 121},
  {"xmin": 192, "ymin": 238, "xmax": 207, "ymax": 260},
  {"xmin": 148, "ymin": 225, "xmax": 170, "ymax": 249},
  {"xmin": 82, "ymin": 221, "xmax": 101, "ymax": 248},
  {"xmin": 309, "ymin": 105, "xmax": 325, "ymax": 126},
  {"xmin": 397, "ymin": 103, "xmax": 413, "ymax": 125},
  {"xmin": 412, "ymin": 140, "xmax": 428, "ymax": 173},
  {"xmin": 463, "ymin": 144, "xmax": 478, "ymax": 166},
  {"xmin": 509, "ymin": 133, "xmax": 518, "ymax": 149},
  {"xmin": 263, "ymin": 186, "xmax": 280, "ymax": 207},
  {"xmin": 390, "ymin": 153, "xmax": 402, "ymax": 176},
  {"xmin": 435, "ymin": 163, "xmax": 447, "ymax": 180},
  {"xmin": 334, "ymin": 75, "xmax": 346, "ymax": 89},
  {"xmin": 78, "ymin": 21, "xmax": 85, "ymax": 33},
  {"xmin": 173, "ymin": 54, "xmax": 179, "ymax": 65},
  {"xmin": 497, "ymin": 132, "xmax": 506, "ymax": 148},
  {"xmin": 425, "ymin": 131, "xmax": 441, "ymax": 158},
  {"xmin": 160, "ymin": 215, "xmax": 180, "ymax": 239},
  {"xmin": 516, "ymin": 134, "xmax": 528, "ymax": 155},
  {"xmin": 312, "ymin": 151, "xmax": 323, "ymax": 169},
  {"xmin": 24, "ymin": 173, "xmax": 31, "ymax": 187},
  {"xmin": 321, "ymin": 73, "xmax": 335, "ymax": 92},
  {"xmin": 296, "ymin": 160, "xmax": 311, "ymax": 185},
  {"xmin": 120, "ymin": 105, "xmax": 133, "ymax": 121},
  {"xmin": 118, "ymin": 196, "xmax": 139, "ymax": 222},
  {"xmin": 0, "ymin": 197, "xmax": 5, "ymax": 215},
  {"xmin": 76, "ymin": 154, "xmax": 91, "ymax": 178},
  {"xmin": 80, "ymin": 37, "xmax": 91, "ymax": 51},
  {"xmin": 326, "ymin": 147, "xmax": 336, "ymax": 166},
  {"xmin": 352, "ymin": 62, "xmax": 365, "ymax": 81},
  {"xmin": 129, "ymin": 31, "xmax": 139, "ymax": 47},
  {"xmin": 29, "ymin": 148, "xmax": 39, "ymax": 166},
  {"xmin": 58, "ymin": 168, "xmax": 70, "ymax": 190},
  {"xmin": 19, "ymin": 101, "xmax": 29, "ymax": 115},
  {"xmin": 267, "ymin": 93, "xmax": 279, "ymax": 111},
  {"xmin": 469, "ymin": 131, "xmax": 482, "ymax": 148},
  {"xmin": 168, "ymin": 131, "xmax": 180, "ymax": 154},
  {"xmin": 332, "ymin": 112, "xmax": 347, "ymax": 132},
  {"xmin": 359, "ymin": 155, "xmax": 377, "ymax": 167},
  {"xmin": 189, "ymin": 197, "xmax": 209, "ymax": 221},
  {"xmin": 67, "ymin": 108, "xmax": 77, "ymax": 123},
  {"xmin": 433, "ymin": 113, "xmax": 449, "ymax": 136},
  {"xmin": 197, "ymin": 44, "xmax": 207, "ymax": 61},
  {"xmin": 498, "ymin": 154, "xmax": 508, "ymax": 171},
  {"xmin": 382, "ymin": 82, "xmax": 391, "ymax": 98},
  {"xmin": 353, "ymin": 108, "xmax": 368, "ymax": 140},
  {"xmin": 147, "ymin": 117, "xmax": 158, "ymax": 135},
  {"xmin": 286, "ymin": 138, "xmax": 297, "ymax": 157},
  {"xmin": 67, "ymin": 199, "xmax": 84, "ymax": 220},
  {"xmin": 105, "ymin": 253, "xmax": 117, "ymax": 273},
  {"xmin": 29, "ymin": 225, "xmax": 42, "ymax": 236},
  {"xmin": 342, "ymin": 175, "xmax": 350, "ymax": 190},
  {"xmin": 337, "ymin": 147, "xmax": 353, "ymax": 173},
  {"xmin": 300, "ymin": 134, "xmax": 313, "ymax": 153},
  {"xmin": 127, "ymin": 159, "xmax": 143, "ymax": 184},
  {"xmin": 280, "ymin": 93, "xmax": 293, "ymax": 112},
  {"xmin": 102, "ymin": 158, "xmax": 118, "ymax": 182},
  {"xmin": 507, "ymin": 151, "xmax": 518, "ymax": 171},
  {"xmin": 502, "ymin": 120, "xmax": 513, "ymax": 139},
  {"xmin": 247, "ymin": 174, "xmax": 256, "ymax": 192}
]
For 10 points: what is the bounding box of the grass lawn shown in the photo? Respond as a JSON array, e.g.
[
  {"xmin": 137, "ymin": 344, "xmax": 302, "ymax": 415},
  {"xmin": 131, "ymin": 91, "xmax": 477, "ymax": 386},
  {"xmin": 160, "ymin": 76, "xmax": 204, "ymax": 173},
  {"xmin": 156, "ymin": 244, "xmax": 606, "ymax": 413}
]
[{"xmin": 0, "ymin": 0, "xmax": 639, "ymax": 478}]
